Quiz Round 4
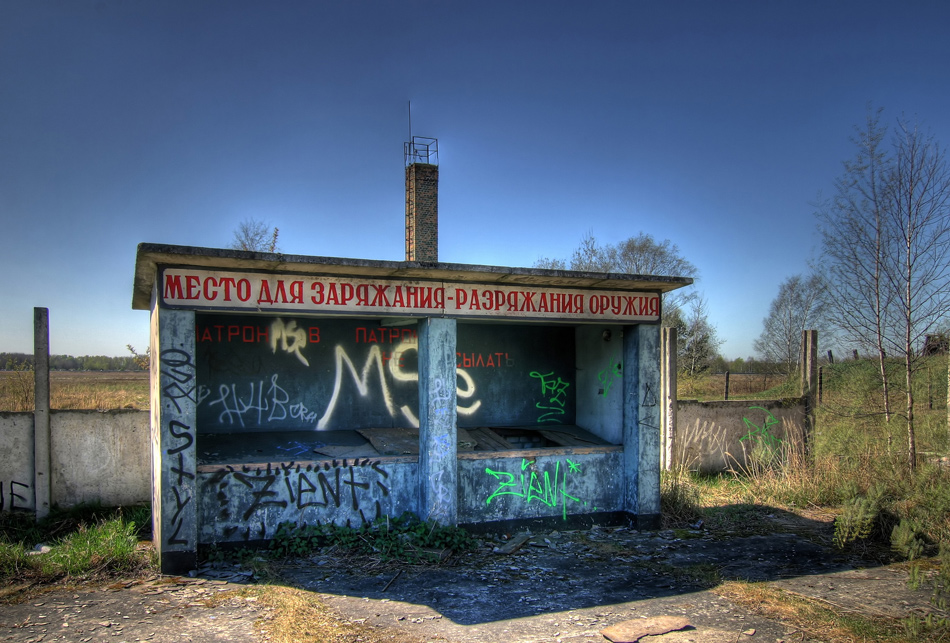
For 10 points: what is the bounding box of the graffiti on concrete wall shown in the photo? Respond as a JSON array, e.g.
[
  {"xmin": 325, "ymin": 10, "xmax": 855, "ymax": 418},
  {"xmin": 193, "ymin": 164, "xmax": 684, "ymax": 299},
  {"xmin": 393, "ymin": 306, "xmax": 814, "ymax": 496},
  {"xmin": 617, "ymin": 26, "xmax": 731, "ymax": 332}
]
[
  {"xmin": 204, "ymin": 458, "xmax": 391, "ymax": 541},
  {"xmin": 485, "ymin": 457, "xmax": 593, "ymax": 520},
  {"xmin": 740, "ymin": 406, "xmax": 783, "ymax": 451},
  {"xmin": 674, "ymin": 419, "xmax": 729, "ymax": 467},
  {"xmin": 530, "ymin": 370, "xmax": 571, "ymax": 423},
  {"xmin": 597, "ymin": 353, "xmax": 623, "ymax": 398},
  {"xmin": 161, "ymin": 347, "xmax": 197, "ymax": 547},
  {"xmin": 0, "ymin": 479, "xmax": 31, "ymax": 512},
  {"xmin": 196, "ymin": 315, "xmax": 576, "ymax": 431}
]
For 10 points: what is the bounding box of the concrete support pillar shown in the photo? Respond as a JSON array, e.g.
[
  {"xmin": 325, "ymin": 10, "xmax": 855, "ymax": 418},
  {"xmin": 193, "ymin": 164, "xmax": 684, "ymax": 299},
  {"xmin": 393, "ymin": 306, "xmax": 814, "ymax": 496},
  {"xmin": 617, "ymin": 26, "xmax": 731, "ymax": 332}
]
[
  {"xmin": 417, "ymin": 317, "xmax": 458, "ymax": 524},
  {"xmin": 660, "ymin": 326, "xmax": 677, "ymax": 471},
  {"xmin": 623, "ymin": 324, "xmax": 661, "ymax": 527},
  {"xmin": 150, "ymin": 292, "xmax": 197, "ymax": 574},
  {"xmin": 33, "ymin": 308, "xmax": 51, "ymax": 520}
]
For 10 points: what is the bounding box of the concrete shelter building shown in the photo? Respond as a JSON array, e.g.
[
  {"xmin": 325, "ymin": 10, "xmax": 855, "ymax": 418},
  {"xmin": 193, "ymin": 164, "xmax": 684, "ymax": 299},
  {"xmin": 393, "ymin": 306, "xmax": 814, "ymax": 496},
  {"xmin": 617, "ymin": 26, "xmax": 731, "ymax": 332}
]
[{"xmin": 132, "ymin": 141, "xmax": 692, "ymax": 574}]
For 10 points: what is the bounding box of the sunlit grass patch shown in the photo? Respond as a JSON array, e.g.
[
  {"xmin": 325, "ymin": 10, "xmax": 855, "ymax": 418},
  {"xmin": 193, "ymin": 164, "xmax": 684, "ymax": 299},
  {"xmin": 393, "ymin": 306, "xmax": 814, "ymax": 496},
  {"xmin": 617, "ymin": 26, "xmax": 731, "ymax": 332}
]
[
  {"xmin": 0, "ymin": 504, "xmax": 153, "ymax": 587},
  {"xmin": 715, "ymin": 580, "xmax": 933, "ymax": 643}
]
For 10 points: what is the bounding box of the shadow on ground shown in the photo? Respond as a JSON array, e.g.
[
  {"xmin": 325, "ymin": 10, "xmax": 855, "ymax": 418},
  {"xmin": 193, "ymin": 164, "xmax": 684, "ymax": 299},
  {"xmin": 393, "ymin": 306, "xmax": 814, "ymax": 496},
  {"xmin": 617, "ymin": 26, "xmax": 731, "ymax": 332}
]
[
  {"xmin": 276, "ymin": 510, "xmax": 856, "ymax": 626},
  {"xmin": 1, "ymin": 506, "xmax": 941, "ymax": 643}
]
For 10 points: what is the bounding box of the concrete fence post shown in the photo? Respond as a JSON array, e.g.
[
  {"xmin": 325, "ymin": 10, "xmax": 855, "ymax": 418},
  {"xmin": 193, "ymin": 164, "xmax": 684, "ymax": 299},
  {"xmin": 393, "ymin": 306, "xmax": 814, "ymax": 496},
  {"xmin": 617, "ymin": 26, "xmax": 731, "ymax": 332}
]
[
  {"xmin": 800, "ymin": 330, "xmax": 818, "ymax": 457},
  {"xmin": 33, "ymin": 307, "xmax": 51, "ymax": 520},
  {"xmin": 660, "ymin": 326, "xmax": 677, "ymax": 471}
]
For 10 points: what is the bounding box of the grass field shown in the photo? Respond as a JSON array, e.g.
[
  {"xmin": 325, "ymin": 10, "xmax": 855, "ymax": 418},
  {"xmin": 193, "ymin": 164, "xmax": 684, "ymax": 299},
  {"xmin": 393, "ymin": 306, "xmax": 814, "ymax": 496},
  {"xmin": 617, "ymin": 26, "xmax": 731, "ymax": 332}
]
[
  {"xmin": 0, "ymin": 370, "xmax": 149, "ymax": 412},
  {"xmin": 0, "ymin": 368, "xmax": 787, "ymax": 412}
]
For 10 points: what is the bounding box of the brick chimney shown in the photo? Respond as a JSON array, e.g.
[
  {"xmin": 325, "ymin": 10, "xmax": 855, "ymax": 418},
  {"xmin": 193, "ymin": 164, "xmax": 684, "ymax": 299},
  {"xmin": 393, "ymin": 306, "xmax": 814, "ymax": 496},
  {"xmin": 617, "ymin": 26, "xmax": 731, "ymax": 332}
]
[{"xmin": 405, "ymin": 137, "xmax": 439, "ymax": 262}]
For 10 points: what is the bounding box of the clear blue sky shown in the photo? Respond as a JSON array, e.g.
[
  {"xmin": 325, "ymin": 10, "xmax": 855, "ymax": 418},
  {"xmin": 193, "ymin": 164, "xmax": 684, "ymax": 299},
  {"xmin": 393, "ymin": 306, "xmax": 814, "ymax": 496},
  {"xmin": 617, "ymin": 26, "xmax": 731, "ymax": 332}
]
[{"xmin": 2, "ymin": 1, "xmax": 949, "ymax": 360}]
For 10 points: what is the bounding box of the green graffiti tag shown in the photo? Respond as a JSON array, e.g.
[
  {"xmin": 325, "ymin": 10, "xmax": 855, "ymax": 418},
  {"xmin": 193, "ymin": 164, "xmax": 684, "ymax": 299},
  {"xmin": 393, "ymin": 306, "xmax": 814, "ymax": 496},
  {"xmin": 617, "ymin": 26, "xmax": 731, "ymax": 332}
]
[
  {"xmin": 530, "ymin": 370, "xmax": 570, "ymax": 423},
  {"xmin": 739, "ymin": 406, "xmax": 783, "ymax": 450},
  {"xmin": 485, "ymin": 458, "xmax": 592, "ymax": 519},
  {"xmin": 597, "ymin": 353, "xmax": 622, "ymax": 398}
]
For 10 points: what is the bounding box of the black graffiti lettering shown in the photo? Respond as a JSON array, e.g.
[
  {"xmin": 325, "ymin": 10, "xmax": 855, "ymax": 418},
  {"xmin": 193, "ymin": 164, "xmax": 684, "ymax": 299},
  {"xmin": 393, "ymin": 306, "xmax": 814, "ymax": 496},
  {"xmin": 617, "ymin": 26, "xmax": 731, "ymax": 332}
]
[
  {"xmin": 641, "ymin": 382, "xmax": 658, "ymax": 407},
  {"xmin": 170, "ymin": 453, "xmax": 195, "ymax": 486},
  {"xmin": 167, "ymin": 420, "xmax": 194, "ymax": 454},
  {"xmin": 160, "ymin": 348, "xmax": 195, "ymax": 383},
  {"xmin": 167, "ymin": 519, "xmax": 187, "ymax": 546},
  {"xmin": 297, "ymin": 472, "xmax": 325, "ymax": 509},
  {"xmin": 170, "ymin": 485, "xmax": 191, "ymax": 524},
  {"xmin": 318, "ymin": 469, "xmax": 341, "ymax": 508},
  {"xmin": 283, "ymin": 476, "xmax": 295, "ymax": 503},
  {"xmin": 0, "ymin": 480, "xmax": 28, "ymax": 511},
  {"xmin": 234, "ymin": 472, "xmax": 288, "ymax": 520},
  {"xmin": 212, "ymin": 460, "xmax": 391, "ymax": 537},
  {"xmin": 161, "ymin": 349, "xmax": 196, "ymax": 413},
  {"xmin": 163, "ymin": 382, "xmax": 195, "ymax": 413},
  {"xmin": 166, "ymin": 486, "xmax": 191, "ymax": 546},
  {"xmin": 344, "ymin": 466, "xmax": 370, "ymax": 510}
]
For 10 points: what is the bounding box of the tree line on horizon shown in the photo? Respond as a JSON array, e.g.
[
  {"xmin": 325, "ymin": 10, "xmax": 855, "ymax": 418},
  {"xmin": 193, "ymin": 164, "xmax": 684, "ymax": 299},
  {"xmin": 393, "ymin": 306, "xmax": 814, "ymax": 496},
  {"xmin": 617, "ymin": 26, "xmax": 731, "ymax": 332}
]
[{"xmin": 1, "ymin": 352, "xmax": 147, "ymax": 372}]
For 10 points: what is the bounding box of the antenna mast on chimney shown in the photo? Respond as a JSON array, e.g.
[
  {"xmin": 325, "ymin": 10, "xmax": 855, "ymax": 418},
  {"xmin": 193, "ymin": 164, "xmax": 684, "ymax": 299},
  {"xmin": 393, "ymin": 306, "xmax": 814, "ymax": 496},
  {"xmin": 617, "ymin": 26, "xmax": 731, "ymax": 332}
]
[{"xmin": 404, "ymin": 112, "xmax": 439, "ymax": 262}]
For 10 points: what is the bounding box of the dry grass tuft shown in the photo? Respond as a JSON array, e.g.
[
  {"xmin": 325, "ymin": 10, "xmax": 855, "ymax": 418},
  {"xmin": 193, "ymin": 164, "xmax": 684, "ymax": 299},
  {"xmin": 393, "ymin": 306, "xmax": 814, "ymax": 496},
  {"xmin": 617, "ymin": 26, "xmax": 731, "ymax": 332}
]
[{"xmin": 249, "ymin": 585, "xmax": 424, "ymax": 643}]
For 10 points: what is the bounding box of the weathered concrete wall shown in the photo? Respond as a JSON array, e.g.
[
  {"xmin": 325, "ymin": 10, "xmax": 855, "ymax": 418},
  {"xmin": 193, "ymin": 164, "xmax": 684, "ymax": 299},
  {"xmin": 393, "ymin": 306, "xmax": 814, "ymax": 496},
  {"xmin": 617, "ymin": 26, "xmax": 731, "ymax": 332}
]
[
  {"xmin": 1, "ymin": 410, "xmax": 150, "ymax": 512},
  {"xmin": 197, "ymin": 458, "xmax": 420, "ymax": 544},
  {"xmin": 51, "ymin": 410, "xmax": 150, "ymax": 508},
  {"xmin": 575, "ymin": 325, "xmax": 624, "ymax": 445},
  {"xmin": 674, "ymin": 398, "xmax": 806, "ymax": 474},
  {"xmin": 457, "ymin": 450, "xmax": 624, "ymax": 524},
  {"xmin": 0, "ymin": 412, "xmax": 35, "ymax": 512}
]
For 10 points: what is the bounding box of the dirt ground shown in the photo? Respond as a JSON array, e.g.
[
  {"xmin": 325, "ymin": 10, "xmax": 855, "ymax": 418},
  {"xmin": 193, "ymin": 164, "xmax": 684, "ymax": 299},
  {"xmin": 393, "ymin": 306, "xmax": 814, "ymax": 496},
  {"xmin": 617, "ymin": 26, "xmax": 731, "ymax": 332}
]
[{"xmin": 1, "ymin": 514, "xmax": 944, "ymax": 643}]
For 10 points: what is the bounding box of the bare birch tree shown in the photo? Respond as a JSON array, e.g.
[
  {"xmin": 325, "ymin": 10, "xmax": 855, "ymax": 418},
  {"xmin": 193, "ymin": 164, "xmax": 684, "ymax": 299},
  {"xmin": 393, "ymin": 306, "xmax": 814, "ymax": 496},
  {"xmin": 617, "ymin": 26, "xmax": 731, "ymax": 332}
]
[
  {"xmin": 818, "ymin": 109, "xmax": 897, "ymax": 424},
  {"xmin": 819, "ymin": 109, "xmax": 950, "ymax": 469},
  {"xmin": 230, "ymin": 218, "xmax": 280, "ymax": 253},
  {"xmin": 754, "ymin": 273, "xmax": 830, "ymax": 374},
  {"xmin": 884, "ymin": 120, "xmax": 950, "ymax": 469}
]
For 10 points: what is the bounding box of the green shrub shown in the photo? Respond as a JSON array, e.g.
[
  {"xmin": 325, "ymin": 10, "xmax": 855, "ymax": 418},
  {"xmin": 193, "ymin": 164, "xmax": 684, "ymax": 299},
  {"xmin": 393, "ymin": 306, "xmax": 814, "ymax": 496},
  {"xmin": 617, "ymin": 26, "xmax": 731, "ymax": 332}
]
[
  {"xmin": 891, "ymin": 519, "xmax": 925, "ymax": 561},
  {"xmin": 269, "ymin": 513, "xmax": 477, "ymax": 564},
  {"xmin": 833, "ymin": 493, "xmax": 880, "ymax": 550}
]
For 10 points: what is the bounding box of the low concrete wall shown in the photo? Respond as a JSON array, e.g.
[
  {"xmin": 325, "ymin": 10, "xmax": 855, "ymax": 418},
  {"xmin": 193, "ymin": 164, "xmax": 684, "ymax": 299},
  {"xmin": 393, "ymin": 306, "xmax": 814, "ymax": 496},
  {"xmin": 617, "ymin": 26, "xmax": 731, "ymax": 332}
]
[
  {"xmin": 0, "ymin": 409, "xmax": 150, "ymax": 512},
  {"xmin": 2, "ymin": 400, "xmax": 805, "ymax": 512},
  {"xmin": 673, "ymin": 398, "xmax": 806, "ymax": 474},
  {"xmin": 51, "ymin": 410, "xmax": 150, "ymax": 508},
  {"xmin": 0, "ymin": 412, "xmax": 35, "ymax": 511}
]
